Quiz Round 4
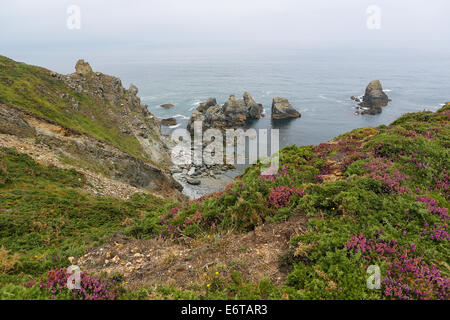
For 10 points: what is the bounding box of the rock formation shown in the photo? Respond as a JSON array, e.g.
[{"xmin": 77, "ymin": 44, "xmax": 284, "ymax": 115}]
[
  {"xmin": 186, "ymin": 111, "xmax": 203, "ymax": 133},
  {"xmin": 350, "ymin": 96, "xmax": 361, "ymax": 103},
  {"xmin": 196, "ymin": 98, "xmax": 217, "ymax": 113},
  {"xmin": 161, "ymin": 118, "xmax": 177, "ymax": 126},
  {"xmin": 75, "ymin": 59, "xmax": 93, "ymax": 74},
  {"xmin": 356, "ymin": 80, "xmax": 390, "ymax": 115},
  {"xmin": 0, "ymin": 56, "xmax": 184, "ymax": 200},
  {"xmin": 160, "ymin": 104, "xmax": 174, "ymax": 109},
  {"xmin": 187, "ymin": 93, "xmax": 264, "ymax": 134},
  {"xmin": 271, "ymin": 97, "xmax": 301, "ymax": 119},
  {"xmin": 244, "ymin": 92, "xmax": 264, "ymax": 119}
]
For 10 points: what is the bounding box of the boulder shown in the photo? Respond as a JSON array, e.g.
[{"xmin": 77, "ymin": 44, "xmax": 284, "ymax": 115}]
[
  {"xmin": 187, "ymin": 167, "xmax": 196, "ymax": 176},
  {"xmin": 186, "ymin": 178, "xmax": 201, "ymax": 185},
  {"xmin": 197, "ymin": 98, "xmax": 217, "ymax": 113},
  {"xmin": 160, "ymin": 104, "xmax": 174, "ymax": 109},
  {"xmin": 360, "ymin": 80, "xmax": 390, "ymax": 108},
  {"xmin": 271, "ymin": 97, "xmax": 301, "ymax": 119},
  {"xmin": 161, "ymin": 118, "xmax": 177, "ymax": 126},
  {"xmin": 75, "ymin": 59, "xmax": 92, "ymax": 74}
]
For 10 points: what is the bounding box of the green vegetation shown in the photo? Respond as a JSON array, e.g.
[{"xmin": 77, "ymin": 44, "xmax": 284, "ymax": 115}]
[
  {"xmin": 0, "ymin": 105, "xmax": 448, "ymax": 300},
  {"xmin": 121, "ymin": 272, "xmax": 289, "ymax": 300},
  {"xmin": 134, "ymin": 106, "xmax": 449, "ymax": 300},
  {"xmin": 0, "ymin": 147, "xmax": 174, "ymax": 299}
]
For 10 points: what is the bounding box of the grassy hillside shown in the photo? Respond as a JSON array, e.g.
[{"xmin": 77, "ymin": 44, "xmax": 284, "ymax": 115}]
[
  {"xmin": 0, "ymin": 55, "xmax": 147, "ymax": 160},
  {"xmin": 0, "ymin": 104, "xmax": 448, "ymax": 300},
  {"xmin": 127, "ymin": 105, "xmax": 449, "ymax": 299},
  {"xmin": 0, "ymin": 147, "xmax": 175, "ymax": 299}
]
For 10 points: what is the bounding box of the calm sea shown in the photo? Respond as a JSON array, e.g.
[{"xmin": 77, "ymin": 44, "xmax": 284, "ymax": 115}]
[{"xmin": 5, "ymin": 46, "xmax": 450, "ymax": 163}]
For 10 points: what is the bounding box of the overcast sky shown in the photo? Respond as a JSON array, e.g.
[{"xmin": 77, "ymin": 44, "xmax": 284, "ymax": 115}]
[{"xmin": 1, "ymin": 0, "xmax": 449, "ymax": 51}]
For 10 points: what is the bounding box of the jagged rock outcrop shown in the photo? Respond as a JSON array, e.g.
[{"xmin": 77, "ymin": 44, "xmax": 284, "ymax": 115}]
[
  {"xmin": 244, "ymin": 92, "xmax": 264, "ymax": 119},
  {"xmin": 187, "ymin": 93, "xmax": 264, "ymax": 133},
  {"xmin": 0, "ymin": 56, "xmax": 185, "ymax": 200},
  {"xmin": 271, "ymin": 97, "xmax": 301, "ymax": 119},
  {"xmin": 0, "ymin": 103, "xmax": 183, "ymax": 199},
  {"xmin": 356, "ymin": 80, "xmax": 390, "ymax": 115},
  {"xmin": 75, "ymin": 59, "xmax": 93, "ymax": 74},
  {"xmin": 57, "ymin": 61, "xmax": 172, "ymax": 162}
]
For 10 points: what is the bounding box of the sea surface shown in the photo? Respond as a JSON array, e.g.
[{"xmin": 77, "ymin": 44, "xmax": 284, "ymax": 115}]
[{"xmin": 5, "ymin": 45, "xmax": 450, "ymax": 171}]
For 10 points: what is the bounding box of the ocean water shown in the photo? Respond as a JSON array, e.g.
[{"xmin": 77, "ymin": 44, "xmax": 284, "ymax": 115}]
[{"xmin": 6, "ymin": 46, "xmax": 450, "ymax": 155}]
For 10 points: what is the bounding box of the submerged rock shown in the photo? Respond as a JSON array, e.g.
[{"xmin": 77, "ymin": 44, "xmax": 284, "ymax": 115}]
[
  {"xmin": 271, "ymin": 97, "xmax": 301, "ymax": 120},
  {"xmin": 161, "ymin": 118, "xmax": 177, "ymax": 126},
  {"xmin": 350, "ymin": 96, "xmax": 361, "ymax": 103},
  {"xmin": 160, "ymin": 104, "xmax": 174, "ymax": 109},
  {"xmin": 361, "ymin": 106, "xmax": 383, "ymax": 115}
]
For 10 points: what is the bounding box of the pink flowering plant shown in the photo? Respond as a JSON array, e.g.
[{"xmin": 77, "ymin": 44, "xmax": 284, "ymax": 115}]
[
  {"xmin": 39, "ymin": 267, "xmax": 115, "ymax": 300},
  {"xmin": 345, "ymin": 234, "xmax": 449, "ymax": 300}
]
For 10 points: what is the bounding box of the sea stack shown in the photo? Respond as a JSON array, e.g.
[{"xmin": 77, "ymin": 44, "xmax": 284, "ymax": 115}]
[
  {"xmin": 271, "ymin": 97, "xmax": 301, "ymax": 120},
  {"xmin": 359, "ymin": 80, "xmax": 390, "ymax": 114},
  {"xmin": 187, "ymin": 93, "xmax": 264, "ymax": 133}
]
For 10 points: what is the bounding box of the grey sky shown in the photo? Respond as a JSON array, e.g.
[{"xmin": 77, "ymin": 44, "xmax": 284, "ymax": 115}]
[{"xmin": 1, "ymin": 0, "xmax": 449, "ymax": 50}]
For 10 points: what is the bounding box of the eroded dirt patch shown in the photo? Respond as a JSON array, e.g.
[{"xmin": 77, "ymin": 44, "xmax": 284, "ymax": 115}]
[
  {"xmin": 0, "ymin": 133, "xmax": 149, "ymax": 200},
  {"xmin": 76, "ymin": 214, "xmax": 308, "ymax": 290}
]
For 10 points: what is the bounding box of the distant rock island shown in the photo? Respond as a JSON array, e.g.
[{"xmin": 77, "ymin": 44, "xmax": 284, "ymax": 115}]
[
  {"xmin": 187, "ymin": 93, "xmax": 302, "ymax": 132},
  {"xmin": 352, "ymin": 80, "xmax": 391, "ymax": 115}
]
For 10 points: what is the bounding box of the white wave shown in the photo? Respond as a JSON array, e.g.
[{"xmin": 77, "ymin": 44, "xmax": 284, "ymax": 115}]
[
  {"xmin": 141, "ymin": 96, "xmax": 158, "ymax": 101},
  {"xmin": 172, "ymin": 114, "xmax": 189, "ymax": 120},
  {"xmin": 169, "ymin": 124, "xmax": 181, "ymax": 129},
  {"xmin": 383, "ymin": 89, "xmax": 392, "ymax": 92},
  {"xmin": 319, "ymin": 94, "xmax": 346, "ymax": 105}
]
